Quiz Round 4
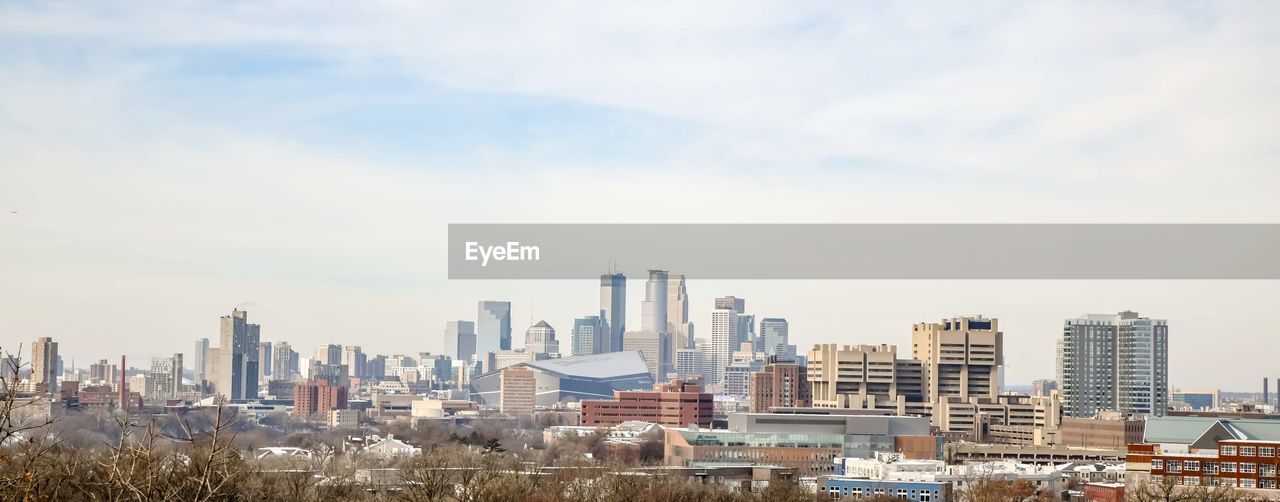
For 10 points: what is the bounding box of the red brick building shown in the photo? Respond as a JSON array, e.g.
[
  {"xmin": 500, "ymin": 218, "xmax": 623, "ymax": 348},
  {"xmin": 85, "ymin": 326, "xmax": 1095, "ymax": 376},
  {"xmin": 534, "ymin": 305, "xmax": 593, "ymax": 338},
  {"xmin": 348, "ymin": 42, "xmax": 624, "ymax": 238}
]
[
  {"xmin": 1082, "ymin": 482, "xmax": 1125, "ymax": 502},
  {"xmin": 293, "ymin": 380, "xmax": 348, "ymax": 418},
  {"xmin": 1136, "ymin": 439, "xmax": 1280, "ymax": 490},
  {"xmin": 581, "ymin": 378, "xmax": 712, "ymax": 428},
  {"xmin": 748, "ymin": 359, "xmax": 811, "ymax": 413}
]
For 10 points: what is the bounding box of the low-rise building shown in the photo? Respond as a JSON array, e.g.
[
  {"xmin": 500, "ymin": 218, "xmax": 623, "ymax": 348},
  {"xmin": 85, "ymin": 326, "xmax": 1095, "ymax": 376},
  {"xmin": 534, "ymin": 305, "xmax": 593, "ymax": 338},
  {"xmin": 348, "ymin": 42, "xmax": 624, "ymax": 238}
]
[
  {"xmin": 581, "ymin": 378, "xmax": 712, "ymax": 428},
  {"xmin": 330, "ymin": 409, "xmax": 359, "ymax": 429}
]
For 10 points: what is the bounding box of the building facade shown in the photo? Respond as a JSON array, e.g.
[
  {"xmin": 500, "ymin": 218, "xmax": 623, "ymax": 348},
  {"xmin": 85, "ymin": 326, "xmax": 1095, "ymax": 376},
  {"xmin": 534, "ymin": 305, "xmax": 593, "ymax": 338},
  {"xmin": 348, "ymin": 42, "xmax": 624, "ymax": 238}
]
[
  {"xmin": 599, "ymin": 273, "xmax": 626, "ymax": 353},
  {"xmin": 1058, "ymin": 311, "xmax": 1168, "ymax": 418},
  {"xmin": 581, "ymin": 378, "xmax": 713, "ymax": 428},
  {"xmin": 749, "ymin": 359, "xmax": 812, "ymax": 412},
  {"xmin": 477, "ymin": 300, "xmax": 512, "ymax": 355}
]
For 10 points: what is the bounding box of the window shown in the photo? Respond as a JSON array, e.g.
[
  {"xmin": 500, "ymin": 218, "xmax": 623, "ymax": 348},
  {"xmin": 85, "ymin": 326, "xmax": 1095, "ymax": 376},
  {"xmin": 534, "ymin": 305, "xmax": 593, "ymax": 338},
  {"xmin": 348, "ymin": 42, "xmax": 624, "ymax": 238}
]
[
  {"xmin": 1203, "ymin": 462, "xmax": 1219, "ymax": 474},
  {"xmin": 1151, "ymin": 459, "xmax": 1163, "ymax": 470},
  {"xmin": 1260, "ymin": 464, "xmax": 1276, "ymax": 477},
  {"xmin": 1261, "ymin": 447, "xmax": 1275, "ymax": 457},
  {"xmin": 1183, "ymin": 476, "xmax": 1200, "ymax": 486},
  {"xmin": 1185, "ymin": 461, "xmax": 1200, "ymax": 471},
  {"xmin": 1221, "ymin": 462, "xmax": 1236, "ymax": 473},
  {"xmin": 1240, "ymin": 479, "xmax": 1256, "ymax": 489},
  {"xmin": 1241, "ymin": 463, "xmax": 1256, "ymax": 474},
  {"xmin": 1166, "ymin": 460, "xmax": 1182, "ymax": 473},
  {"xmin": 1221, "ymin": 445, "xmax": 1237, "ymax": 455},
  {"xmin": 1241, "ymin": 446, "xmax": 1257, "ymax": 456}
]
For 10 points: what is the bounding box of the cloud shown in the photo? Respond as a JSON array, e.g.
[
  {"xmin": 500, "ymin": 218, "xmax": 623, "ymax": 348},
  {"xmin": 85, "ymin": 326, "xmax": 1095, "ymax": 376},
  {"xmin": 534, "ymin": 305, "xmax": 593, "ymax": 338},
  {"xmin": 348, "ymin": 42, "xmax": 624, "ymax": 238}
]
[{"xmin": 1, "ymin": 1, "xmax": 1278, "ymax": 388}]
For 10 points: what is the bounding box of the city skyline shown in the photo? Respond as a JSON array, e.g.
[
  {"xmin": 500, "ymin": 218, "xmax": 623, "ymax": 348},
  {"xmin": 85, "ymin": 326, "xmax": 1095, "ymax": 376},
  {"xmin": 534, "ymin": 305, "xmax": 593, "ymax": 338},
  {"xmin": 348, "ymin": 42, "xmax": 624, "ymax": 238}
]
[{"xmin": 4, "ymin": 2, "xmax": 1280, "ymax": 392}]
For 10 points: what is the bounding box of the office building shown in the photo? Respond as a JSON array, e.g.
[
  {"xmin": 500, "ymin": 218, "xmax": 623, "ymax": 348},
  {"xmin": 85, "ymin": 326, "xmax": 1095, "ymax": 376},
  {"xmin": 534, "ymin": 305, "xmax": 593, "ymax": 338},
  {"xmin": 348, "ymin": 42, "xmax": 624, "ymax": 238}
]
[
  {"xmin": 710, "ymin": 297, "xmax": 744, "ymax": 385},
  {"xmin": 308, "ymin": 362, "xmax": 349, "ymax": 389},
  {"xmin": 808, "ymin": 344, "xmax": 925, "ymax": 409},
  {"xmin": 477, "ymin": 301, "xmax": 512, "ymax": 355},
  {"xmin": 498, "ymin": 366, "xmax": 535, "ymax": 415},
  {"xmin": 623, "ymin": 330, "xmax": 668, "ymax": 381},
  {"xmin": 912, "ymin": 316, "xmax": 1002, "ymax": 401},
  {"xmin": 759, "ymin": 317, "xmax": 794, "ymax": 360},
  {"xmin": 524, "ymin": 320, "xmax": 559, "ymax": 357},
  {"xmin": 667, "ymin": 274, "xmax": 691, "ymax": 351},
  {"xmin": 1171, "ymin": 388, "xmax": 1220, "ymax": 411},
  {"xmin": 1058, "ymin": 311, "xmax": 1168, "ymax": 418},
  {"xmin": 749, "ymin": 358, "xmax": 812, "ymax": 412},
  {"xmin": 293, "ymin": 380, "xmax": 348, "ymax": 418},
  {"xmin": 599, "ymin": 273, "xmax": 626, "ymax": 353},
  {"xmin": 208, "ymin": 309, "xmax": 260, "ymax": 401},
  {"xmin": 193, "ymin": 338, "xmax": 209, "ymax": 389},
  {"xmin": 640, "ymin": 269, "xmax": 668, "ymax": 333},
  {"xmin": 444, "ymin": 320, "xmax": 476, "ymax": 361},
  {"xmin": 581, "ymin": 378, "xmax": 712, "ymax": 428},
  {"xmin": 31, "ymin": 337, "xmax": 58, "ymax": 394},
  {"xmin": 571, "ymin": 315, "xmax": 604, "ymax": 356}
]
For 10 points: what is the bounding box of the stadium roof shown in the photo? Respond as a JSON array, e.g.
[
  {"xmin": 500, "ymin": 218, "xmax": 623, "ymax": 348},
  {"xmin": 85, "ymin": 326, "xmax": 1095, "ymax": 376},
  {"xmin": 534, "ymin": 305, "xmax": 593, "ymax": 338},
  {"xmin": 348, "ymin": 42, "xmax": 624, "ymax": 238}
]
[{"xmin": 521, "ymin": 351, "xmax": 651, "ymax": 380}]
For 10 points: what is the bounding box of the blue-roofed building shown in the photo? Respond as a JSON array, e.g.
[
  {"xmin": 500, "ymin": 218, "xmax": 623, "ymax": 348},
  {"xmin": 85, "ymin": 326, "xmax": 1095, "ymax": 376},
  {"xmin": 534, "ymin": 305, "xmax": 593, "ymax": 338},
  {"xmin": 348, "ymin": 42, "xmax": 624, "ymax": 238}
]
[{"xmin": 469, "ymin": 351, "xmax": 654, "ymax": 407}]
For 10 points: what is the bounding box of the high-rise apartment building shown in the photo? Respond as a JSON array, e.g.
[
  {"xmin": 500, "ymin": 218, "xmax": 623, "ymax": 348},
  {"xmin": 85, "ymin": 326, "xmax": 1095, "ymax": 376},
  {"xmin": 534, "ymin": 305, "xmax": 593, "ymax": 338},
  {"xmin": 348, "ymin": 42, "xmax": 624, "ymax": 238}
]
[
  {"xmin": 258, "ymin": 342, "xmax": 272, "ymax": 380},
  {"xmin": 193, "ymin": 337, "xmax": 209, "ymax": 389},
  {"xmin": 31, "ymin": 337, "xmax": 58, "ymax": 394},
  {"xmin": 444, "ymin": 320, "xmax": 477, "ymax": 361},
  {"xmin": 749, "ymin": 358, "xmax": 812, "ymax": 412},
  {"xmin": 293, "ymin": 380, "xmax": 348, "ymax": 418},
  {"xmin": 498, "ymin": 366, "xmax": 535, "ymax": 415},
  {"xmin": 208, "ymin": 309, "xmax": 260, "ymax": 401},
  {"xmin": 599, "ymin": 273, "xmax": 626, "ymax": 353},
  {"xmin": 315, "ymin": 344, "xmax": 342, "ymax": 365},
  {"xmin": 524, "ymin": 320, "xmax": 559, "ymax": 356},
  {"xmin": 271, "ymin": 341, "xmax": 293, "ymax": 382},
  {"xmin": 477, "ymin": 301, "xmax": 512, "ymax": 355},
  {"xmin": 1058, "ymin": 311, "xmax": 1168, "ymax": 418},
  {"xmin": 911, "ymin": 316, "xmax": 1002, "ymax": 401},
  {"xmin": 571, "ymin": 315, "xmax": 603, "ymax": 356},
  {"xmin": 150, "ymin": 353, "xmax": 183, "ymax": 400},
  {"xmin": 341, "ymin": 346, "xmax": 366, "ymax": 379}
]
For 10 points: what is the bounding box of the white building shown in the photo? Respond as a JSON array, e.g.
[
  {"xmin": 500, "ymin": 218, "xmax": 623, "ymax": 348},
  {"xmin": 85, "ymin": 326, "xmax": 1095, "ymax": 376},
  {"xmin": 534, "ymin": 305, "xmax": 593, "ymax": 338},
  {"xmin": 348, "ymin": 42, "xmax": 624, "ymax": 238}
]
[{"xmin": 1058, "ymin": 311, "xmax": 1168, "ymax": 418}]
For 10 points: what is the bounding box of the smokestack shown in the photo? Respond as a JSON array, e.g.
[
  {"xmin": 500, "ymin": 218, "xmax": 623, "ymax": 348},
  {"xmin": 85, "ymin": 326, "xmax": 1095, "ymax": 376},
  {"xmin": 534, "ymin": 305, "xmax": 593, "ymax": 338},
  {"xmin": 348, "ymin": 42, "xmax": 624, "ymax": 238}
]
[{"xmin": 119, "ymin": 355, "xmax": 128, "ymax": 413}]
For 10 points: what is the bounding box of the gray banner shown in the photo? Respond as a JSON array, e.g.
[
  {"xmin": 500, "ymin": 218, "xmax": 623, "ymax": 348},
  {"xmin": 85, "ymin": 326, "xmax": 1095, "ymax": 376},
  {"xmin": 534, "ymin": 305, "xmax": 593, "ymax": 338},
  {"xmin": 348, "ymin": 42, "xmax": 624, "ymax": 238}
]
[{"xmin": 447, "ymin": 224, "xmax": 1280, "ymax": 279}]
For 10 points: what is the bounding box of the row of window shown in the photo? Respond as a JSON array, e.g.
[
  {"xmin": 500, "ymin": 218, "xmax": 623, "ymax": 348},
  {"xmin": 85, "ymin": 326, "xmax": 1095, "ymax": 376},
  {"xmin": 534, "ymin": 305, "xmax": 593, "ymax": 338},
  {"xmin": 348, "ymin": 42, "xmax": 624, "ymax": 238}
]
[
  {"xmin": 1221, "ymin": 445, "xmax": 1276, "ymax": 457},
  {"xmin": 1154, "ymin": 459, "xmax": 1278, "ymax": 476}
]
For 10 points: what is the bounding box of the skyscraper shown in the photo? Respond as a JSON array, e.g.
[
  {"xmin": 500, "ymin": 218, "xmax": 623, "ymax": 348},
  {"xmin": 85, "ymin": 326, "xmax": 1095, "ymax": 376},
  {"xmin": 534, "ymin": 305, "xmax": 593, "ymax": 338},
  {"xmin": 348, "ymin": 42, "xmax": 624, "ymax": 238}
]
[
  {"xmin": 599, "ymin": 273, "xmax": 626, "ymax": 353},
  {"xmin": 667, "ymin": 274, "xmax": 690, "ymax": 348},
  {"xmin": 31, "ymin": 337, "xmax": 58, "ymax": 394},
  {"xmin": 342, "ymin": 346, "xmax": 366, "ymax": 379},
  {"xmin": 1058, "ymin": 311, "xmax": 1168, "ymax": 418},
  {"xmin": 444, "ymin": 320, "xmax": 477, "ymax": 361},
  {"xmin": 759, "ymin": 318, "xmax": 793, "ymax": 360},
  {"xmin": 571, "ymin": 315, "xmax": 604, "ymax": 356},
  {"xmin": 911, "ymin": 316, "xmax": 1002, "ymax": 401},
  {"xmin": 150, "ymin": 353, "xmax": 182, "ymax": 400},
  {"xmin": 709, "ymin": 296, "xmax": 744, "ymax": 385},
  {"xmin": 315, "ymin": 344, "xmax": 342, "ymax": 365},
  {"xmin": 623, "ymin": 330, "xmax": 668, "ymax": 381},
  {"xmin": 524, "ymin": 320, "xmax": 559, "ymax": 357},
  {"xmin": 209, "ymin": 309, "xmax": 260, "ymax": 401},
  {"xmin": 271, "ymin": 341, "xmax": 293, "ymax": 382},
  {"xmin": 641, "ymin": 270, "xmax": 669, "ymax": 333},
  {"xmin": 477, "ymin": 301, "xmax": 512, "ymax": 355},
  {"xmin": 193, "ymin": 337, "xmax": 209, "ymax": 388},
  {"xmin": 258, "ymin": 341, "xmax": 272, "ymax": 380}
]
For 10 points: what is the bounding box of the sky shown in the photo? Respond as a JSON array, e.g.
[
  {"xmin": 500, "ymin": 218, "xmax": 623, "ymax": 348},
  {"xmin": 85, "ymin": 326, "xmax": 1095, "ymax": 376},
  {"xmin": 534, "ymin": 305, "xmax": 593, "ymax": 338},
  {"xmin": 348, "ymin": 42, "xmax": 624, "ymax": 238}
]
[{"xmin": 2, "ymin": 1, "xmax": 1279, "ymax": 391}]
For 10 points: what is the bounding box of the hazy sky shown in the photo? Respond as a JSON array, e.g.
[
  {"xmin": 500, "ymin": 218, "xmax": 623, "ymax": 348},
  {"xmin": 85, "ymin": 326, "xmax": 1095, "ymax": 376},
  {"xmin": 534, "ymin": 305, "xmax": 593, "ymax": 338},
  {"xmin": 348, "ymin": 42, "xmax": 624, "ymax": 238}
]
[{"xmin": 2, "ymin": 2, "xmax": 1278, "ymax": 391}]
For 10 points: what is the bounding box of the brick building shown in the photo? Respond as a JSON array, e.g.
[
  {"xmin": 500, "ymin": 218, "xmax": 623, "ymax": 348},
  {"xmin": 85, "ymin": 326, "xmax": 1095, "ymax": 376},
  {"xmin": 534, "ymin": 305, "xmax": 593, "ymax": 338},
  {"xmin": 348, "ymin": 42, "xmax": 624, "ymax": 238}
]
[
  {"xmin": 748, "ymin": 358, "xmax": 811, "ymax": 413},
  {"xmin": 581, "ymin": 378, "xmax": 712, "ymax": 428},
  {"xmin": 293, "ymin": 380, "xmax": 348, "ymax": 418}
]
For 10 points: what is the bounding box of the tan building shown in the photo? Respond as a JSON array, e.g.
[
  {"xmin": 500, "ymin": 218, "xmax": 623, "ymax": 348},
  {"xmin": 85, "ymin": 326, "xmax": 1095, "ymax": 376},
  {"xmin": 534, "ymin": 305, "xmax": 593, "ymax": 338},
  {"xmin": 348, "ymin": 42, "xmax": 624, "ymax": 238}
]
[
  {"xmin": 499, "ymin": 367, "xmax": 535, "ymax": 415},
  {"xmin": 807, "ymin": 344, "xmax": 923, "ymax": 409},
  {"xmin": 31, "ymin": 337, "xmax": 58, "ymax": 395},
  {"xmin": 911, "ymin": 316, "xmax": 1002, "ymax": 401},
  {"xmin": 329, "ymin": 409, "xmax": 359, "ymax": 429},
  {"xmin": 1058, "ymin": 414, "xmax": 1144, "ymax": 450},
  {"xmin": 748, "ymin": 359, "xmax": 812, "ymax": 412}
]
